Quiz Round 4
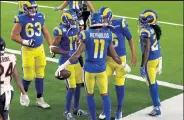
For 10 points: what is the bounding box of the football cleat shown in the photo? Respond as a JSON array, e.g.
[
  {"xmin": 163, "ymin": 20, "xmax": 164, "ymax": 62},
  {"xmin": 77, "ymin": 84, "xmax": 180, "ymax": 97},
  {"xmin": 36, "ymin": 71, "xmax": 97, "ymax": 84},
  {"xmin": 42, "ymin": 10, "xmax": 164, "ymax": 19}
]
[
  {"xmin": 149, "ymin": 107, "xmax": 161, "ymax": 116},
  {"xmin": 64, "ymin": 111, "xmax": 76, "ymax": 120},
  {"xmin": 36, "ymin": 97, "xmax": 50, "ymax": 109},
  {"xmin": 73, "ymin": 109, "xmax": 88, "ymax": 116},
  {"xmin": 115, "ymin": 111, "xmax": 122, "ymax": 120},
  {"xmin": 99, "ymin": 112, "xmax": 106, "ymax": 119}
]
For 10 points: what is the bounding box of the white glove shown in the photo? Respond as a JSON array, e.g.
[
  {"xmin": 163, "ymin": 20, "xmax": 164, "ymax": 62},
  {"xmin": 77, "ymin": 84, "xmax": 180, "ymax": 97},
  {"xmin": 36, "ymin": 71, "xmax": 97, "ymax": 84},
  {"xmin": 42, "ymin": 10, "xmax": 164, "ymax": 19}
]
[
  {"xmin": 20, "ymin": 93, "xmax": 30, "ymax": 107},
  {"xmin": 22, "ymin": 39, "xmax": 35, "ymax": 47},
  {"xmin": 55, "ymin": 64, "xmax": 65, "ymax": 76},
  {"xmin": 49, "ymin": 45, "xmax": 56, "ymax": 58},
  {"xmin": 157, "ymin": 57, "xmax": 162, "ymax": 74},
  {"xmin": 55, "ymin": 60, "xmax": 71, "ymax": 76},
  {"xmin": 121, "ymin": 63, "xmax": 131, "ymax": 73}
]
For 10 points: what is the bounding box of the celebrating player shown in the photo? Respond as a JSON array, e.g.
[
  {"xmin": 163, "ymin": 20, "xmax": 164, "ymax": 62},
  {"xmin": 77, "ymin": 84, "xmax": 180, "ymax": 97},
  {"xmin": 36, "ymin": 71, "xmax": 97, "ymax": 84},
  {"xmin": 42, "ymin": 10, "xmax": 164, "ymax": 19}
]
[
  {"xmin": 138, "ymin": 9, "xmax": 162, "ymax": 116},
  {"xmin": 11, "ymin": 1, "xmax": 53, "ymax": 109},
  {"xmin": 0, "ymin": 37, "xmax": 29, "ymax": 120},
  {"xmin": 98, "ymin": 7, "xmax": 136, "ymax": 120},
  {"xmin": 55, "ymin": 13, "xmax": 131, "ymax": 120},
  {"xmin": 51, "ymin": 10, "xmax": 88, "ymax": 120}
]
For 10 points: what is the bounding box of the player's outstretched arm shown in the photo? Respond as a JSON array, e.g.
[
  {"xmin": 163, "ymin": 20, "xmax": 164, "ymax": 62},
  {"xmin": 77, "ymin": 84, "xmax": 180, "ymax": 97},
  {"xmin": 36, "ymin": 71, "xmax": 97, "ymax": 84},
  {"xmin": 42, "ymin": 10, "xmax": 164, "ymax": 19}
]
[
  {"xmin": 87, "ymin": 1, "xmax": 95, "ymax": 13},
  {"xmin": 54, "ymin": 1, "xmax": 68, "ymax": 11},
  {"xmin": 69, "ymin": 40, "xmax": 85, "ymax": 63},
  {"xmin": 11, "ymin": 23, "xmax": 23, "ymax": 44},
  {"xmin": 12, "ymin": 65, "xmax": 27, "ymax": 95}
]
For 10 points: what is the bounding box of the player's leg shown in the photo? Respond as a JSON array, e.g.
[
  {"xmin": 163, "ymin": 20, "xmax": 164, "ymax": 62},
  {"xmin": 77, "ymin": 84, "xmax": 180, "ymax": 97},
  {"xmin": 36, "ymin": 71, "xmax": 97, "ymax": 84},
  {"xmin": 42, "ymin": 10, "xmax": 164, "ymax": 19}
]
[
  {"xmin": 35, "ymin": 45, "xmax": 50, "ymax": 108},
  {"xmin": 146, "ymin": 59, "xmax": 161, "ymax": 116},
  {"xmin": 99, "ymin": 59, "xmax": 113, "ymax": 119},
  {"xmin": 0, "ymin": 90, "xmax": 14, "ymax": 120},
  {"xmin": 72, "ymin": 63, "xmax": 88, "ymax": 116},
  {"xmin": 114, "ymin": 56, "xmax": 126, "ymax": 119},
  {"xmin": 21, "ymin": 46, "xmax": 35, "ymax": 103},
  {"xmin": 84, "ymin": 72, "xmax": 96, "ymax": 120},
  {"xmin": 64, "ymin": 65, "xmax": 76, "ymax": 120},
  {"xmin": 96, "ymin": 71, "xmax": 111, "ymax": 120}
]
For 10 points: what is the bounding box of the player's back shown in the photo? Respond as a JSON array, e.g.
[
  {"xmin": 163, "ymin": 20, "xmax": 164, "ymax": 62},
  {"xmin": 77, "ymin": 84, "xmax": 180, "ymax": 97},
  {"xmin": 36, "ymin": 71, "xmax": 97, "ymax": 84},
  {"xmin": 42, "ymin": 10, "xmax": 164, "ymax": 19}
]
[
  {"xmin": 83, "ymin": 28, "xmax": 112, "ymax": 73},
  {"xmin": 140, "ymin": 25, "xmax": 161, "ymax": 60},
  {"xmin": 0, "ymin": 53, "xmax": 16, "ymax": 86}
]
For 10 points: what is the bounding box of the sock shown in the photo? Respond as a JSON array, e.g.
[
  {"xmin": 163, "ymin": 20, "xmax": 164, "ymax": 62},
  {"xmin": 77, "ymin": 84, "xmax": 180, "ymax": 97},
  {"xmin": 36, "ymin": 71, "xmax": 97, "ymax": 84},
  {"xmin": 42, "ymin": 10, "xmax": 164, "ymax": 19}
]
[
  {"xmin": 87, "ymin": 95, "xmax": 96, "ymax": 120},
  {"xmin": 149, "ymin": 83, "xmax": 160, "ymax": 107},
  {"xmin": 102, "ymin": 95, "xmax": 111, "ymax": 120},
  {"xmin": 74, "ymin": 84, "xmax": 81, "ymax": 110},
  {"xmin": 35, "ymin": 78, "xmax": 44, "ymax": 98},
  {"xmin": 65, "ymin": 88, "xmax": 75, "ymax": 112},
  {"xmin": 22, "ymin": 79, "xmax": 31, "ymax": 92},
  {"xmin": 115, "ymin": 85, "xmax": 124, "ymax": 113}
]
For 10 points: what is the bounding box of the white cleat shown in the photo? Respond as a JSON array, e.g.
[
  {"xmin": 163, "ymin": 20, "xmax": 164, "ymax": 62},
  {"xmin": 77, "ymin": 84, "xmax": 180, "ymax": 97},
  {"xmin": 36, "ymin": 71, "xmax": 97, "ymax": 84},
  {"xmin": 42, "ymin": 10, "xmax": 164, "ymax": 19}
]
[
  {"xmin": 36, "ymin": 97, "xmax": 50, "ymax": 109},
  {"xmin": 99, "ymin": 112, "xmax": 106, "ymax": 119}
]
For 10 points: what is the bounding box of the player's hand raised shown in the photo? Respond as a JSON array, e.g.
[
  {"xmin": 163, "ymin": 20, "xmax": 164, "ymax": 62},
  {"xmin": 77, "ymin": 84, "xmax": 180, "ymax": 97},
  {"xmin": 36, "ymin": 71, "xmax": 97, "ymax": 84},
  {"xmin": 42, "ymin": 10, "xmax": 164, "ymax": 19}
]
[{"xmin": 22, "ymin": 39, "xmax": 35, "ymax": 47}]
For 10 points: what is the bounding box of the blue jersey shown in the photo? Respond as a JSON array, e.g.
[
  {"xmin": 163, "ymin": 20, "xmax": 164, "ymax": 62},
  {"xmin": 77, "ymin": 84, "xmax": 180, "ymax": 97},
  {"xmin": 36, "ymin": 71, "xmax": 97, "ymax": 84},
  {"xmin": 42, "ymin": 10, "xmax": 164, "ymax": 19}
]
[
  {"xmin": 139, "ymin": 25, "xmax": 161, "ymax": 60},
  {"xmin": 79, "ymin": 29, "xmax": 112, "ymax": 73},
  {"xmin": 105, "ymin": 18, "xmax": 132, "ymax": 57},
  {"xmin": 68, "ymin": 1, "xmax": 87, "ymax": 13},
  {"xmin": 53, "ymin": 25, "xmax": 79, "ymax": 65},
  {"xmin": 14, "ymin": 12, "xmax": 45, "ymax": 48}
]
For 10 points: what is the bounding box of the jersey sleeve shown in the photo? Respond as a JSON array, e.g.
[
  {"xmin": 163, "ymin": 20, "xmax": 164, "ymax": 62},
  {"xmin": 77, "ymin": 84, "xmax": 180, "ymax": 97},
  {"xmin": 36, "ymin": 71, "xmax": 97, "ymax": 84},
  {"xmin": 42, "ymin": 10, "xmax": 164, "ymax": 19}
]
[
  {"xmin": 13, "ymin": 15, "xmax": 20, "ymax": 23},
  {"xmin": 109, "ymin": 32, "xmax": 113, "ymax": 44},
  {"xmin": 140, "ymin": 28, "xmax": 151, "ymax": 38},
  {"xmin": 53, "ymin": 27, "xmax": 63, "ymax": 36},
  {"xmin": 39, "ymin": 12, "xmax": 45, "ymax": 25},
  {"xmin": 120, "ymin": 18, "xmax": 132, "ymax": 40}
]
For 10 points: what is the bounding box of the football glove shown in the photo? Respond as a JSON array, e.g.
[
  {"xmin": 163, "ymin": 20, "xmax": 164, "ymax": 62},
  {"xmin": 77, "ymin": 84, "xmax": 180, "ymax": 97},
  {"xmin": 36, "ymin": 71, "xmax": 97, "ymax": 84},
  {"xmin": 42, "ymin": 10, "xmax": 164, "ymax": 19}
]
[
  {"xmin": 157, "ymin": 57, "xmax": 162, "ymax": 75},
  {"xmin": 140, "ymin": 66, "xmax": 147, "ymax": 79},
  {"xmin": 20, "ymin": 93, "xmax": 30, "ymax": 107},
  {"xmin": 22, "ymin": 39, "xmax": 35, "ymax": 47},
  {"xmin": 54, "ymin": 7, "xmax": 59, "ymax": 11},
  {"xmin": 49, "ymin": 45, "xmax": 56, "ymax": 58},
  {"xmin": 55, "ymin": 60, "xmax": 71, "ymax": 77},
  {"xmin": 121, "ymin": 63, "xmax": 131, "ymax": 73},
  {"xmin": 67, "ymin": 51, "xmax": 75, "ymax": 56}
]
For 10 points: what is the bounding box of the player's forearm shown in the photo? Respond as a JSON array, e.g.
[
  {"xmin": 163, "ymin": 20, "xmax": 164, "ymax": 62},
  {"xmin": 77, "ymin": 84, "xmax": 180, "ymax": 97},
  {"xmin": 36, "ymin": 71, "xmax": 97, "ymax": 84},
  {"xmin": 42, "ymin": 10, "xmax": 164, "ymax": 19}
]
[
  {"xmin": 13, "ymin": 67, "xmax": 26, "ymax": 94},
  {"xmin": 141, "ymin": 47, "xmax": 150, "ymax": 67},
  {"xmin": 11, "ymin": 33, "xmax": 23, "ymax": 44},
  {"xmin": 51, "ymin": 47, "xmax": 68, "ymax": 55},
  {"xmin": 112, "ymin": 56, "xmax": 122, "ymax": 65},
  {"xmin": 87, "ymin": 1, "xmax": 95, "ymax": 13},
  {"xmin": 128, "ymin": 39, "xmax": 136, "ymax": 57},
  {"xmin": 58, "ymin": 1, "xmax": 68, "ymax": 10}
]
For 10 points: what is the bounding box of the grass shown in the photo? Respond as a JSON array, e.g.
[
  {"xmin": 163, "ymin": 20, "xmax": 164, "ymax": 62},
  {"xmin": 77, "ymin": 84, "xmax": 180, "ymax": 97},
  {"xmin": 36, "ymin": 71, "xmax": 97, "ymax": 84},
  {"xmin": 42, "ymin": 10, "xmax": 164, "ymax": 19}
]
[{"xmin": 1, "ymin": 1, "xmax": 183, "ymax": 120}]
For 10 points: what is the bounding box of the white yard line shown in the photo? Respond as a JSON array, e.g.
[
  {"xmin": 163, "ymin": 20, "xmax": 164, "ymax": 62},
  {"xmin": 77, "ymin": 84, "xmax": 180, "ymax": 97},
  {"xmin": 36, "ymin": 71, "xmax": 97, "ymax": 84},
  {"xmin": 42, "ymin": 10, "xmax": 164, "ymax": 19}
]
[
  {"xmin": 5, "ymin": 48, "xmax": 184, "ymax": 91},
  {"xmin": 123, "ymin": 93, "xmax": 184, "ymax": 120},
  {"xmin": 1, "ymin": 1, "xmax": 184, "ymax": 27}
]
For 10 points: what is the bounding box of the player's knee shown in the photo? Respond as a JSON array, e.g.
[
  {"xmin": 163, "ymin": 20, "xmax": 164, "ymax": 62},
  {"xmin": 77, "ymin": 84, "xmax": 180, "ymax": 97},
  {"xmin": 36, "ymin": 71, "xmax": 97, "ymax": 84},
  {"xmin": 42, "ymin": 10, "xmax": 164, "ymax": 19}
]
[
  {"xmin": 115, "ymin": 78, "xmax": 125, "ymax": 86},
  {"xmin": 24, "ymin": 75, "xmax": 34, "ymax": 81}
]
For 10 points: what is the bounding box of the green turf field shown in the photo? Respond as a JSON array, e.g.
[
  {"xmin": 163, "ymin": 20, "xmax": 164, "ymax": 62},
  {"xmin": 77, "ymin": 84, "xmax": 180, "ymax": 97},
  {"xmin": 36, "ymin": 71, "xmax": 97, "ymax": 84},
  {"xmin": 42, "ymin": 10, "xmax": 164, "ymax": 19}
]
[{"xmin": 1, "ymin": 1, "xmax": 183, "ymax": 120}]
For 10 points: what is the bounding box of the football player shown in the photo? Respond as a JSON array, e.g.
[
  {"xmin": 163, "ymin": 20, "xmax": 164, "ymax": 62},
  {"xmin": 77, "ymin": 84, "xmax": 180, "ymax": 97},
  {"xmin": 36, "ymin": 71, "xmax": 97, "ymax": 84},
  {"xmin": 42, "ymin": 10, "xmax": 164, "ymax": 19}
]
[
  {"xmin": 55, "ymin": 13, "xmax": 131, "ymax": 120},
  {"xmin": 0, "ymin": 37, "xmax": 29, "ymax": 120},
  {"xmin": 51, "ymin": 10, "xmax": 88, "ymax": 120},
  {"xmin": 98, "ymin": 7, "xmax": 137, "ymax": 120},
  {"xmin": 138, "ymin": 9, "xmax": 162, "ymax": 116},
  {"xmin": 11, "ymin": 1, "xmax": 53, "ymax": 109}
]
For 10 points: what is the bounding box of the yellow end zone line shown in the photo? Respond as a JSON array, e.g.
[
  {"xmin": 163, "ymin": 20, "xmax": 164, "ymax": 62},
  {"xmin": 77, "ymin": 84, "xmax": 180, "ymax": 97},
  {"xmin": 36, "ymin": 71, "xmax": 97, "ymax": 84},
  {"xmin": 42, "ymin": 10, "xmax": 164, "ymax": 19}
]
[
  {"xmin": 5, "ymin": 48, "xmax": 184, "ymax": 91},
  {"xmin": 1, "ymin": 1, "xmax": 184, "ymax": 27}
]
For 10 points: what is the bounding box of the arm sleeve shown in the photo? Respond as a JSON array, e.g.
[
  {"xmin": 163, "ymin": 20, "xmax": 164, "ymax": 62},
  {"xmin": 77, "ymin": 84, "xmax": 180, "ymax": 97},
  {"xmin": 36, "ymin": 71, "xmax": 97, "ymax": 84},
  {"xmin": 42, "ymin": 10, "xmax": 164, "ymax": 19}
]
[{"xmin": 120, "ymin": 18, "xmax": 132, "ymax": 40}]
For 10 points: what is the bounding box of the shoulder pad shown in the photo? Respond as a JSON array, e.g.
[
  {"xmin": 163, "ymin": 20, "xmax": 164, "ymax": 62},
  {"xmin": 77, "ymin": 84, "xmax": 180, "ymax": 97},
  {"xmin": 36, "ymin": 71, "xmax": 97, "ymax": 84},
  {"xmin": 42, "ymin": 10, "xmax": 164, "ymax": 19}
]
[
  {"xmin": 121, "ymin": 18, "xmax": 128, "ymax": 28},
  {"xmin": 53, "ymin": 26, "xmax": 63, "ymax": 36},
  {"xmin": 13, "ymin": 15, "xmax": 20, "ymax": 23},
  {"xmin": 140, "ymin": 28, "xmax": 151, "ymax": 38}
]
